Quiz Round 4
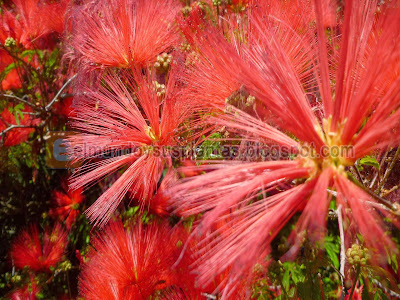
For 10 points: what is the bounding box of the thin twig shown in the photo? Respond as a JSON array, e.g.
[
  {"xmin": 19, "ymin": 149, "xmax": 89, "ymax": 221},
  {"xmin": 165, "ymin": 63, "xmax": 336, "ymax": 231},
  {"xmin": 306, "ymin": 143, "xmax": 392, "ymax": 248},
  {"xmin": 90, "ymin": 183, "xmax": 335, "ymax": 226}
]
[
  {"xmin": 330, "ymin": 263, "xmax": 344, "ymax": 280},
  {"xmin": 365, "ymin": 200, "xmax": 396, "ymax": 212},
  {"xmin": 201, "ymin": 293, "xmax": 217, "ymax": 299},
  {"xmin": 66, "ymin": 271, "xmax": 72, "ymax": 300},
  {"xmin": 1, "ymin": 94, "xmax": 37, "ymax": 109},
  {"xmin": 21, "ymin": 111, "xmax": 41, "ymax": 116},
  {"xmin": 349, "ymin": 175, "xmax": 400, "ymax": 214},
  {"xmin": 60, "ymin": 93, "xmax": 74, "ymax": 99},
  {"xmin": 369, "ymin": 172, "xmax": 378, "ymax": 189},
  {"xmin": 0, "ymin": 45, "xmax": 38, "ymax": 78},
  {"xmin": 318, "ymin": 273, "xmax": 325, "ymax": 300},
  {"xmin": 0, "ymin": 124, "xmax": 34, "ymax": 136},
  {"xmin": 351, "ymin": 165, "xmax": 363, "ymax": 185},
  {"xmin": 376, "ymin": 147, "xmax": 400, "ymax": 194},
  {"xmin": 45, "ymin": 74, "xmax": 76, "ymax": 112},
  {"xmin": 378, "ymin": 148, "xmax": 391, "ymax": 184},
  {"xmin": 381, "ymin": 184, "xmax": 400, "ymax": 197},
  {"xmin": 337, "ymin": 205, "xmax": 346, "ymax": 299},
  {"xmin": 372, "ymin": 279, "xmax": 400, "ymax": 298}
]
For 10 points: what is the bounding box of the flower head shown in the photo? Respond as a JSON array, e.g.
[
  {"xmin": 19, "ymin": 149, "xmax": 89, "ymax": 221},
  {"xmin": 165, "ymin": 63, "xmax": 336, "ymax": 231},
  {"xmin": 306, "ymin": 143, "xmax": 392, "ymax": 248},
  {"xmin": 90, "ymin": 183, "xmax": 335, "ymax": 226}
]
[
  {"xmin": 78, "ymin": 220, "xmax": 198, "ymax": 299},
  {"xmin": 68, "ymin": 66, "xmax": 195, "ymax": 226},
  {"xmin": 168, "ymin": 0, "xmax": 400, "ymax": 294},
  {"xmin": 68, "ymin": 0, "xmax": 180, "ymax": 70},
  {"xmin": 10, "ymin": 224, "xmax": 68, "ymax": 272},
  {"xmin": 49, "ymin": 180, "xmax": 84, "ymax": 229},
  {"xmin": 1, "ymin": 0, "xmax": 67, "ymax": 49}
]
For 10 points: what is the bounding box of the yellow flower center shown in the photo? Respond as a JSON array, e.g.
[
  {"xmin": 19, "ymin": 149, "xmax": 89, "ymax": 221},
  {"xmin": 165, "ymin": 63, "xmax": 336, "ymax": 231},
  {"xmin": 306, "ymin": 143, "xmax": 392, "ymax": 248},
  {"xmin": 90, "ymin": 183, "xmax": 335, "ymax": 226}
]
[{"xmin": 301, "ymin": 115, "xmax": 353, "ymax": 177}]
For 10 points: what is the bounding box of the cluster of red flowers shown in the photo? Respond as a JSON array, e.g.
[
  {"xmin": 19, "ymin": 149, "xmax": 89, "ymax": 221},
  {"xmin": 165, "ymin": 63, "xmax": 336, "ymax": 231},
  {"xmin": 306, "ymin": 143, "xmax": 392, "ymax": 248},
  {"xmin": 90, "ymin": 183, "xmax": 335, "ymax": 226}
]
[
  {"xmin": 0, "ymin": 0, "xmax": 70, "ymax": 147},
  {"xmin": 0, "ymin": 0, "xmax": 67, "ymax": 88},
  {"xmin": 64, "ymin": 0, "xmax": 400, "ymax": 297},
  {"xmin": 3, "ymin": 0, "xmax": 400, "ymax": 298},
  {"xmin": 1, "ymin": 1, "xmax": 75, "ymax": 298}
]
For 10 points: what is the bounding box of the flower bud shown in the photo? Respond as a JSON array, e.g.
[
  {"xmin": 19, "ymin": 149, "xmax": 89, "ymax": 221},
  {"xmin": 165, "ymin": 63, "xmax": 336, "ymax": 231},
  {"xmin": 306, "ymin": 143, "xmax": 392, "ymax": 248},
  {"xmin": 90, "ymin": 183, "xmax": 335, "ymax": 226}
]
[{"xmin": 4, "ymin": 37, "xmax": 16, "ymax": 48}]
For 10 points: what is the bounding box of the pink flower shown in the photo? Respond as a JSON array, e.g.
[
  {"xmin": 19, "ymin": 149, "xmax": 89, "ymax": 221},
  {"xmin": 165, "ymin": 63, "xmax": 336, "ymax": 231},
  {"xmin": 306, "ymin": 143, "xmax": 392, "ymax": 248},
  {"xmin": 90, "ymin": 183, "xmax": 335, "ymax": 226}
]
[
  {"xmin": 1, "ymin": 0, "xmax": 67, "ymax": 49},
  {"xmin": 168, "ymin": 0, "xmax": 400, "ymax": 294},
  {"xmin": 68, "ymin": 66, "xmax": 195, "ymax": 226},
  {"xmin": 68, "ymin": 0, "xmax": 180, "ymax": 69},
  {"xmin": 78, "ymin": 221, "xmax": 199, "ymax": 299}
]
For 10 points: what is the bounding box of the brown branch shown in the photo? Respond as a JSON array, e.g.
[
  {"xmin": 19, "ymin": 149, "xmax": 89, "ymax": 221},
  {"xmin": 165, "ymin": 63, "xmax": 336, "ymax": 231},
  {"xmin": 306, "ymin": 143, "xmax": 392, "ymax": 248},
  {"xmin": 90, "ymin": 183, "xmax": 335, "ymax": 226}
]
[
  {"xmin": 60, "ymin": 93, "xmax": 74, "ymax": 99},
  {"xmin": 381, "ymin": 184, "xmax": 400, "ymax": 197},
  {"xmin": 351, "ymin": 165, "xmax": 363, "ymax": 185},
  {"xmin": 349, "ymin": 175, "xmax": 400, "ymax": 214},
  {"xmin": 1, "ymin": 94, "xmax": 38, "ymax": 109},
  {"xmin": 0, "ymin": 124, "xmax": 34, "ymax": 136},
  {"xmin": 318, "ymin": 273, "xmax": 325, "ymax": 300},
  {"xmin": 0, "ymin": 124, "xmax": 36, "ymax": 146},
  {"xmin": 372, "ymin": 279, "xmax": 400, "ymax": 298},
  {"xmin": 376, "ymin": 147, "xmax": 400, "ymax": 195},
  {"xmin": 45, "ymin": 74, "xmax": 77, "ymax": 112}
]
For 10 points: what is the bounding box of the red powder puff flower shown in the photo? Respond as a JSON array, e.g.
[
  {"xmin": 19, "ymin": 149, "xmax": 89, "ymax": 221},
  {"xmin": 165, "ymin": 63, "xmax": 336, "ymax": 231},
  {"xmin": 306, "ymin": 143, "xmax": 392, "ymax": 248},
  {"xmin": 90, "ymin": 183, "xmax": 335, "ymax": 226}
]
[
  {"xmin": 68, "ymin": 0, "xmax": 180, "ymax": 70},
  {"xmin": 178, "ymin": 1, "xmax": 320, "ymax": 115},
  {"xmin": 9, "ymin": 278, "xmax": 39, "ymax": 300},
  {"xmin": 1, "ymin": 0, "xmax": 68, "ymax": 49},
  {"xmin": 78, "ymin": 221, "xmax": 199, "ymax": 299},
  {"xmin": 255, "ymin": 0, "xmax": 337, "ymax": 29},
  {"xmin": 68, "ymin": 66, "xmax": 196, "ymax": 227},
  {"xmin": 10, "ymin": 224, "xmax": 68, "ymax": 272},
  {"xmin": 0, "ymin": 106, "xmax": 40, "ymax": 147},
  {"xmin": 49, "ymin": 181, "xmax": 84, "ymax": 229},
  {"xmin": 168, "ymin": 0, "xmax": 400, "ymax": 295}
]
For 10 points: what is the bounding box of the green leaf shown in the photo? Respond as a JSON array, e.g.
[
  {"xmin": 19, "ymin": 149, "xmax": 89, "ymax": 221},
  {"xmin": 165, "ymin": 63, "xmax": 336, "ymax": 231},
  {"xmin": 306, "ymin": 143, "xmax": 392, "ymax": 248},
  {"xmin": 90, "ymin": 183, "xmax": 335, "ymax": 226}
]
[
  {"xmin": 282, "ymin": 269, "xmax": 290, "ymax": 291},
  {"xmin": 35, "ymin": 292, "xmax": 45, "ymax": 299},
  {"xmin": 288, "ymin": 287, "xmax": 296, "ymax": 298},
  {"xmin": 325, "ymin": 235, "xmax": 340, "ymax": 269},
  {"xmin": 329, "ymin": 200, "xmax": 337, "ymax": 210},
  {"xmin": 359, "ymin": 156, "xmax": 379, "ymax": 170},
  {"xmin": 21, "ymin": 50, "xmax": 37, "ymax": 58},
  {"xmin": 390, "ymin": 254, "xmax": 398, "ymax": 273},
  {"xmin": 374, "ymin": 290, "xmax": 389, "ymax": 300},
  {"xmin": 47, "ymin": 48, "xmax": 59, "ymax": 68},
  {"xmin": 291, "ymin": 265, "xmax": 306, "ymax": 284},
  {"xmin": 11, "ymin": 103, "xmax": 25, "ymax": 125},
  {"xmin": 21, "ymin": 49, "xmax": 44, "ymax": 61},
  {"xmin": 197, "ymin": 132, "xmax": 223, "ymax": 160}
]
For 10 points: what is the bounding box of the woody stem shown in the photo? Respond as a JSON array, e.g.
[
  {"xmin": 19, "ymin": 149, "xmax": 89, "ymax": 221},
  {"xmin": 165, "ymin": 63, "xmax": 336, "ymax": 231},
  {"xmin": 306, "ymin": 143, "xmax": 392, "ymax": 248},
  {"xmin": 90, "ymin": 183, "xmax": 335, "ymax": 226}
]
[{"xmin": 348, "ymin": 174, "xmax": 399, "ymax": 213}]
